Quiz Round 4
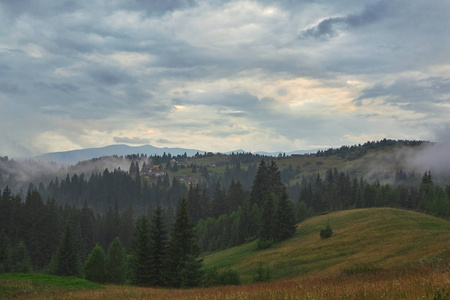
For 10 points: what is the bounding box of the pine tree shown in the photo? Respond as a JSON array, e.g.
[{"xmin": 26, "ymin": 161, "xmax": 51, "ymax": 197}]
[
  {"xmin": 84, "ymin": 244, "xmax": 106, "ymax": 283},
  {"xmin": 54, "ymin": 221, "xmax": 82, "ymax": 277},
  {"xmin": 259, "ymin": 193, "xmax": 275, "ymax": 241},
  {"xmin": 250, "ymin": 160, "xmax": 268, "ymax": 206},
  {"xmin": 166, "ymin": 198, "xmax": 202, "ymax": 288},
  {"xmin": 105, "ymin": 237, "xmax": 127, "ymax": 284},
  {"xmin": 211, "ymin": 181, "xmax": 227, "ymax": 218},
  {"xmin": 0, "ymin": 231, "xmax": 12, "ymax": 273},
  {"xmin": 274, "ymin": 193, "xmax": 297, "ymax": 242},
  {"xmin": 149, "ymin": 206, "xmax": 167, "ymax": 286},
  {"xmin": 131, "ymin": 215, "xmax": 152, "ymax": 286},
  {"xmin": 10, "ymin": 241, "xmax": 32, "ymax": 273}
]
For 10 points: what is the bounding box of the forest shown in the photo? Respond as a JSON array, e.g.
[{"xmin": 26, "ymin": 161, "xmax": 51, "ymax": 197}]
[{"xmin": 1, "ymin": 139, "xmax": 450, "ymax": 287}]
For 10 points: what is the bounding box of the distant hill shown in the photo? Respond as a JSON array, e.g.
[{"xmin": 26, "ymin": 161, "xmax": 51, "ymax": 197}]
[
  {"xmin": 202, "ymin": 208, "xmax": 450, "ymax": 283},
  {"xmin": 23, "ymin": 144, "xmax": 206, "ymax": 165},
  {"xmin": 21, "ymin": 144, "xmax": 322, "ymax": 165}
]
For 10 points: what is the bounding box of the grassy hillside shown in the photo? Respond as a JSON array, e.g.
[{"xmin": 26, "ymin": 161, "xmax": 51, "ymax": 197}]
[{"xmin": 202, "ymin": 208, "xmax": 450, "ymax": 283}]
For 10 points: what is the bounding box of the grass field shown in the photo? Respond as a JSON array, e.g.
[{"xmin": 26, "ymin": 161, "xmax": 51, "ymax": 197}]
[
  {"xmin": 2, "ymin": 208, "xmax": 450, "ymax": 299},
  {"xmin": 203, "ymin": 208, "xmax": 450, "ymax": 282}
]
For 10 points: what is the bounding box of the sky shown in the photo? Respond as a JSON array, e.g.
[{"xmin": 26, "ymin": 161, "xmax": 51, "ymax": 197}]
[{"xmin": 1, "ymin": 0, "xmax": 450, "ymax": 158}]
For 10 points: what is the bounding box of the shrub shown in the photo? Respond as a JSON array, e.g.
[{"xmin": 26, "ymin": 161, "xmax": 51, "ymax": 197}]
[
  {"xmin": 202, "ymin": 268, "xmax": 241, "ymax": 287},
  {"xmin": 256, "ymin": 238, "xmax": 273, "ymax": 250},
  {"xmin": 320, "ymin": 224, "xmax": 333, "ymax": 239},
  {"xmin": 218, "ymin": 269, "xmax": 241, "ymax": 286}
]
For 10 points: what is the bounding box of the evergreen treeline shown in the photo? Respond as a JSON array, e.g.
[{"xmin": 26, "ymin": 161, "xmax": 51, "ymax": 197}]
[
  {"xmin": 0, "ymin": 186, "xmax": 202, "ymax": 287},
  {"xmin": 316, "ymin": 139, "xmax": 427, "ymax": 160},
  {"xmin": 195, "ymin": 166, "xmax": 450, "ymax": 253}
]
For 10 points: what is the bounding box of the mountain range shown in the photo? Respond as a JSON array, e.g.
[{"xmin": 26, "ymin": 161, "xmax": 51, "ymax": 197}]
[{"xmin": 22, "ymin": 144, "xmax": 319, "ymax": 165}]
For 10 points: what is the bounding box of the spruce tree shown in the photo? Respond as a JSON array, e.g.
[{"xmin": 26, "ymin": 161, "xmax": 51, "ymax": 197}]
[
  {"xmin": 259, "ymin": 193, "xmax": 275, "ymax": 241},
  {"xmin": 149, "ymin": 206, "xmax": 167, "ymax": 286},
  {"xmin": 166, "ymin": 198, "xmax": 202, "ymax": 288},
  {"xmin": 105, "ymin": 237, "xmax": 127, "ymax": 284},
  {"xmin": 131, "ymin": 215, "xmax": 152, "ymax": 286},
  {"xmin": 250, "ymin": 160, "xmax": 268, "ymax": 206},
  {"xmin": 54, "ymin": 221, "xmax": 82, "ymax": 277},
  {"xmin": 84, "ymin": 244, "xmax": 106, "ymax": 283},
  {"xmin": 274, "ymin": 193, "xmax": 297, "ymax": 242},
  {"xmin": 10, "ymin": 241, "xmax": 32, "ymax": 273}
]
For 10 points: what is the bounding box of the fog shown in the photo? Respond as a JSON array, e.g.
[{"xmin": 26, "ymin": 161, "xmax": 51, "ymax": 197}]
[{"xmin": 0, "ymin": 155, "xmax": 148, "ymax": 194}]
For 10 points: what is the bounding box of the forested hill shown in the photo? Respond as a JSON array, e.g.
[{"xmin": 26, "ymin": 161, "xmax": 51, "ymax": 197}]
[{"xmin": 0, "ymin": 139, "xmax": 448, "ymax": 214}]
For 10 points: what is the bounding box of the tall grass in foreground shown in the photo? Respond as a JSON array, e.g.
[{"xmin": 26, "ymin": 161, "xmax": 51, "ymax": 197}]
[{"xmin": 2, "ymin": 262, "xmax": 449, "ymax": 299}]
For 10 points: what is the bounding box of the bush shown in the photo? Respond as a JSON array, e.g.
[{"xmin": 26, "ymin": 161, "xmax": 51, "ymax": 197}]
[
  {"xmin": 256, "ymin": 238, "xmax": 273, "ymax": 250},
  {"xmin": 202, "ymin": 268, "xmax": 241, "ymax": 287},
  {"xmin": 320, "ymin": 224, "xmax": 333, "ymax": 239},
  {"xmin": 218, "ymin": 269, "xmax": 241, "ymax": 286}
]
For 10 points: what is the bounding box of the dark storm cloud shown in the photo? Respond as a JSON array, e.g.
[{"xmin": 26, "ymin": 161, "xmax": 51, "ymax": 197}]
[
  {"xmin": 354, "ymin": 77, "xmax": 450, "ymax": 113},
  {"xmin": 299, "ymin": 1, "xmax": 389, "ymax": 39}
]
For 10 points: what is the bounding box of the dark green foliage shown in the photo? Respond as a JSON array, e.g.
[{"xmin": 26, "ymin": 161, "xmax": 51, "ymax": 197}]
[
  {"xmin": 10, "ymin": 241, "xmax": 32, "ymax": 273},
  {"xmin": 131, "ymin": 215, "xmax": 152, "ymax": 286},
  {"xmin": 203, "ymin": 268, "xmax": 241, "ymax": 287},
  {"xmin": 166, "ymin": 198, "xmax": 202, "ymax": 288},
  {"xmin": 256, "ymin": 238, "xmax": 274, "ymax": 250},
  {"xmin": 148, "ymin": 206, "xmax": 167, "ymax": 286},
  {"xmin": 320, "ymin": 224, "xmax": 333, "ymax": 239},
  {"xmin": 83, "ymin": 244, "xmax": 106, "ymax": 283},
  {"xmin": 179, "ymin": 254, "xmax": 204, "ymax": 288},
  {"xmin": 274, "ymin": 193, "xmax": 297, "ymax": 242},
  {"xmin": 105, "ymin": 237, "xmax": 127, "ymax": 284},
  {"xmin": 218, "ymin": 269, "xmax": 241, "ymax": 285},
  {"xmin": 259, "ymin": 193, "xmax": 276, "ymax": 240},
  {"xmin": 54, "ymin": 221, "xmax": 82, "ymax": 277}
]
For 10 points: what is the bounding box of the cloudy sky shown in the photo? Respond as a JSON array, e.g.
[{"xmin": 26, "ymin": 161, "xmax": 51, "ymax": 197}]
[{"xmin": 1, "ymin": 0, "xmax": 450, "ymax": 157}]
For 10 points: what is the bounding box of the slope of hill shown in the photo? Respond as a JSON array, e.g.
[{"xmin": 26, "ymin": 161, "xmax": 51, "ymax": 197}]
[{"xmin": 202, "ymin": 208, "xmax": 450, "ymax": 283}]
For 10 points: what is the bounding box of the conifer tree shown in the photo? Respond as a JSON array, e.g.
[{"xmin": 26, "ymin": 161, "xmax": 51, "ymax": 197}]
[
  {"xmin": 84, "ymin": 244, "xmax": 106, "ymax": 283},
  {"xmin": 274, "ymin": 193, "xmax": 297, "ymax": 242},
  {"xmin": 259, "ymin": 193, "xmax": 275, "ymax": 241},
  {"xmin": 54, "ymin": 221, "xmax": 82, "ymax": 277},
  {"xmin": 10, "ymin": 241, "xmax": 32, "ymax": 273},
  {"xmin": 149, "ymin": 206, "xmax": 167, "ymax": 286},
  {"xmin": 105, "ymin": 237, "xmax": 127, "ymax": 284},
  {"xmin": 131, "ymin": 215, "xmax": 152, "ymax": 286},
  {"xmin": 211, "ymin": 181, "xmax": 227, "ymax": 218},
  {"xmin": 250, "ymin": 160, "xmax": 268, "ymax": 206},
  {"xmin": 166, "ymin": 198, "xmax": 202, "ymax": 287}
]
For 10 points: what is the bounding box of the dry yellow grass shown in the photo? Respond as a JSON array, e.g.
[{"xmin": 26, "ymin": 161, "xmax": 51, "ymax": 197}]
[
  {"xmin": 203, "ymin": 208, "xmax": 450, "ymax": 282},
  {"xmin": 11, "ymin": 262, "xmax": 450, "ymax": 299}
]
